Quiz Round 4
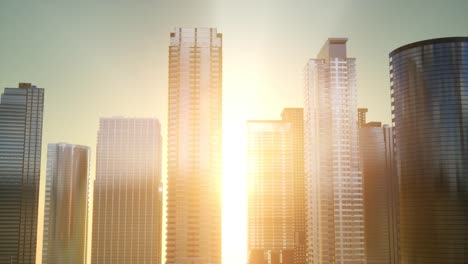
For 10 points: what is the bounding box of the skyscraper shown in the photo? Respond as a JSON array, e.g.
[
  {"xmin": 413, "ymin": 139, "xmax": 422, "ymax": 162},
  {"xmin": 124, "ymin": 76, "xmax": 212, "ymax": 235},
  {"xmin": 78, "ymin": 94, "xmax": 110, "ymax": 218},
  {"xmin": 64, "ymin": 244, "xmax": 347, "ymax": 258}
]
[
  {"xmin": 390, "ymin": 37, "xmax": 468, "ymax": 263},
  {"xmin": 91, "ymin": 117, "xmax": 163, "ymax": 264},
  {"xmin": 304, "ymin": 38, "xmax": 365, "ymax": 263},
  {"xmin": 166, "ymin": 27, "xmax": 223, "ymax": 264},
  {"xmin": 0, "ymin": 83, "xmax": 44, "ymax": 264},
  {"xmin": 42, "ymin": 143, "xmax": 91, "ymax": 264},
  {"xmin": 247, "ymin": 108, "xmax": 306, "ymax": 264},
  {"xmin": 358, "ymin": 111, "xmax": 399, "ymax": 264},
  {"xmin": 247, "ymin": 120, "xmax": 294, "ymax": 264},
  {"xmin": 280, "ymin": 108, "xmax": 307, "ymax": 264}
]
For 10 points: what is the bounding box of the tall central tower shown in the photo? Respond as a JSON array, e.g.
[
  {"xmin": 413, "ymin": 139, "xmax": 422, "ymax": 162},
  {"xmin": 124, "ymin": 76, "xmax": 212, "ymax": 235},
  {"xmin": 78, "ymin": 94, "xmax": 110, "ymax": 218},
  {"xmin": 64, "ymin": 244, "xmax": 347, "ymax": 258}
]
[
  {"xmin": 304, "ymin": 38, "xmax": 365, "ymax": 263},
  {"xmin": 166, "ymin": 27, "xmax": 223, "ymax": 264}
]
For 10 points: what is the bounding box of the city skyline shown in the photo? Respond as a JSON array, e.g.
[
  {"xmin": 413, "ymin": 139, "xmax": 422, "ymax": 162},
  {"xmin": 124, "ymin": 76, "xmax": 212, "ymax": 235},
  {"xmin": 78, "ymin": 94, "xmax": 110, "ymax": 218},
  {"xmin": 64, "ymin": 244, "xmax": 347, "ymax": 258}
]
[{"xmin": 1, "ymin": 1, "xmax": 468, "ymax": 264}]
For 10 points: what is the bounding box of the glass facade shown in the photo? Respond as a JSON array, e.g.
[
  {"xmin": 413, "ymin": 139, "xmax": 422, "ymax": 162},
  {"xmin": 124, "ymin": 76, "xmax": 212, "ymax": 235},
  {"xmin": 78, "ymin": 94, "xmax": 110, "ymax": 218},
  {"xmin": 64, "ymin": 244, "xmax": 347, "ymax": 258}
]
[
  {"xmin": 166, "ymin": 27, "xmax": 223, "ymax": 264},
  {"xmin": 304, "ymin": 38, "xmax": 365, "ymax": 263},
  {"xmin": 0, "ymin": 83, "xmax": 44, "ymax": 264},
  {"xmin": 359, "ymin": 122, "xmax": 400, "ymax": 264},
  {"xmin": 247, "ymin": 108, "xmax": 306, "ymax": 264},
  {"xmin": 247, "ymin": 120, "xmax": 294, "ymax": 264},
  {"xmin": 390, "ymin": 37, "xmax": 468, "ymax": 263},
  {"xmin": 42, "ymin": 143, "xmax": 91, "ymax": 264},
  {"xmin": 91, "ymin": 117, "xmax": 163, "ymax": 264},
  {"xmin": 281, "ymin": 109, "xmax": 307, "ymax": 264}
]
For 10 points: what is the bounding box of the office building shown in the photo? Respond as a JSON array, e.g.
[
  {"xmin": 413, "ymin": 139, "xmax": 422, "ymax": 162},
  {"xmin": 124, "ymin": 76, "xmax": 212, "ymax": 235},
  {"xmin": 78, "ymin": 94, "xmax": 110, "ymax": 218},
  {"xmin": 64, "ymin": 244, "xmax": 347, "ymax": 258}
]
[
  {"xmin": 281, "ymin": 108, "xmax": 307, "ymax": 264},
  {"xmin": 0, "ymin": 83, "xmax": 44, "ymax": 264},
  {"xmin": 247, "ymin": 108, "xmax": 306, "ymax": 264},
  {"xmin": 166, "ymin": 27, "xmax": 223, "ymax": 264},
  {"xmin": 91, "ymin": 117, "xmax": 163, "ymax": 264},
  {"xmin": 359, "ymin": 112, "xmax": 399, "ymax": 264},
  {"xmin": 42, "ymin": 143, "xmax": 91, "ymax": 264}
]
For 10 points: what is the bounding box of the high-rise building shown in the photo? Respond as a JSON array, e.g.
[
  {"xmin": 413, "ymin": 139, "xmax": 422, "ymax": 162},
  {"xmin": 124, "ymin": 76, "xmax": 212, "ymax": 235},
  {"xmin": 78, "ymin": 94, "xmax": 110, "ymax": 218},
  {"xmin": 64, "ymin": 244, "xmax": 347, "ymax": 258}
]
[
  {"xmin": 390, "ymin": 37, "xmax": 468, "ymax": 263},
  {"xmin": 382, "ymin": 125, "xmax": 400, "ymax": 264},
  {"xmin": 91, "ymin": 117, "xmax": 163, "ymax": 264},
  {"xmin": 247, "ymin": 120, "xmax": 294, "ymax": 264},
  {"xmin": 247, "ymin": 108, "xmax": 306, "ymax": 264},
  {"xmin": 166, "ymin": 27, "xmax": 223, "ymax": 264},
  {"xmin": 42, "ymin": 143, "xmax": 91, "ymax": 264},
  {"xmin": 359, "ymin": 112, "xmax": 399, "ymax": 264},
  {"xmin": 358, "ymin": 108, "xmax": 368, "ymax": 128},
  {"xmin": 304, "ymin": 38, "xmax": 365, "ymax": 263},
  {"xmin": 280, "ymin": 108, "xmax": 307, "ymax": 264},
  {"xmin": 0, "ymin": 83, "xmax": 44, "ymax": 264}
]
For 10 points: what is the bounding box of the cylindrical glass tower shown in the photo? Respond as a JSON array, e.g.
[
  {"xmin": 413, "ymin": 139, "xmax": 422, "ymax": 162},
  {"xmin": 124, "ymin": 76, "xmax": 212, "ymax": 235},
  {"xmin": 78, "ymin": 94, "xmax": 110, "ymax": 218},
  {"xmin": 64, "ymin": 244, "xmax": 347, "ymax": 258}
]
[{"xmin": 390, "ymin": 37, "xmax": 468, "ymax": 263}]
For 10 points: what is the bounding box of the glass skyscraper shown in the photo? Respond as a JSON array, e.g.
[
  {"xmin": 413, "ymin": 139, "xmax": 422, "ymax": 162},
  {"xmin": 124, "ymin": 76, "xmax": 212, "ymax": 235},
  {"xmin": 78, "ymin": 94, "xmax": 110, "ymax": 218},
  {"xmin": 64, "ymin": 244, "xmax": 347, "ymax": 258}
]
[
  {"xmin": 304, "ymin": 39, "xmax": 365, "ymax": 263},
  {"xmin": 390, "ymin": 37, "xmax": 468, "ymax": 263},
  {"xmin": 248, "ymin": 120, "xmax": 294, "ymax": 264},
  {"xmin": 0, "ymin": 83, "xmax": 44, "ymax": 264},
  {"xmin": 166, "ymin": 27, "xmax": 223, "ymax": 264},
  {"xmin": 281, "ymin": 108, "xmax": 307, "ymax": 264},
  {"xmin": 42, "ymin": 143, "xmax": 91, "ymax": 264},
  {"xmin": 247, "ymin": 108, "xmax": 306, "ymax": 264},
  {"xmin": 91, "ymin": 117, "xmax": 163, "ymax": 264},
  {"xmin": 358, "ymin": 112, "xmax": 399, "ymax": 264}
]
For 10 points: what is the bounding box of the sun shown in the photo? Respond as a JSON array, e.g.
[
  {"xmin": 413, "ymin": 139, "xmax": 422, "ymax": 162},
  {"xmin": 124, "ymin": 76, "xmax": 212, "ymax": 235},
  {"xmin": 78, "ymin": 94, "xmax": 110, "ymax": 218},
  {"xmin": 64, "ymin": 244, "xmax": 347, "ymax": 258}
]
[{"xmin": 222, "ymin": 114, "xmax": 248, "ymax": 264}]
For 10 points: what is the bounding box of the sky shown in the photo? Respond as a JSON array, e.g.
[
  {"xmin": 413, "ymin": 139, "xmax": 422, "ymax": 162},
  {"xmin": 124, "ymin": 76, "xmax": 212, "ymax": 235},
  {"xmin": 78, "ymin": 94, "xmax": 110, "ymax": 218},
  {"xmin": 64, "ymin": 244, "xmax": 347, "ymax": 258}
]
[{"xmin": 1, "ymin": 0, "xmax": 468, "ymax": 263}]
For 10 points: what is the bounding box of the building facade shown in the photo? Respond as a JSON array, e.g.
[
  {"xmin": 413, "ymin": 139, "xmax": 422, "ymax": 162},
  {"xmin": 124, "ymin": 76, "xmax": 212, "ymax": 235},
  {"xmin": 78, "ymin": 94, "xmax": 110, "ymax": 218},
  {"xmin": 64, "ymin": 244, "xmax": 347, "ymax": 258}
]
[
  {"xmin": 247, "ymin": 108, "xmax": 306, "ymax": 264},
  {"xmin": 248, "ymin": 120, "xmax": 294, "ymax": 264},
  {"xmin": 357, "ymin": 108, "xmax": 368, "ymax": 128},
  {"xmin": 280, "ymin": 108, "xmax": 307, "ymax": 264},
  {"xmin": 91, "ymin": 117, "xmax": 163, "ymax": 264},
  {"xmin": 390, "ymin": 37, "xmax": 468, "ymax": 263},
  {"xmin": 359, "ymin": 115, "xmax": 399, "ymax": 264},
  {"xmin": 304, "ymin": 39, "xmax": 365, "ymax": 263},
  {"xmin": 42, "ymin": 143, "xmax": 91, "ymax": 264},
  {"xmin": 0, "ymin": 83, "xmax": 44, "ymax": 264},
  {"xmin": 166, "ymin": 27, "xmax": 223, "ymax": 264}
]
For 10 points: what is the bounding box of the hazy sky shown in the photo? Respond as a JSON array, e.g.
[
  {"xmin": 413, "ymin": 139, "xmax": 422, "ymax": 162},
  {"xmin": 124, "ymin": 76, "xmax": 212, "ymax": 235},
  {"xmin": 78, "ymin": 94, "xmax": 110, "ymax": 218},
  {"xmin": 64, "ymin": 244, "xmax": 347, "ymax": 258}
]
[{"xmin": 1, "ymin": 0, "xmax": 468, "ymax": 263}]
